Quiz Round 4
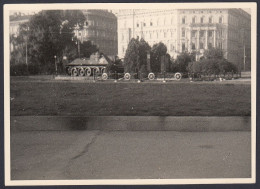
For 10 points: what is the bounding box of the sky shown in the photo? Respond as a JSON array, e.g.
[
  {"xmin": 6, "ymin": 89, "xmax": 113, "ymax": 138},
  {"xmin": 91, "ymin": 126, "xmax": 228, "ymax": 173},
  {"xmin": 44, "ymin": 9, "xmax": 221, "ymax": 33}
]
[{"xmin": 9, "ymin": 8, "xmax": 251, "ymax": 16}]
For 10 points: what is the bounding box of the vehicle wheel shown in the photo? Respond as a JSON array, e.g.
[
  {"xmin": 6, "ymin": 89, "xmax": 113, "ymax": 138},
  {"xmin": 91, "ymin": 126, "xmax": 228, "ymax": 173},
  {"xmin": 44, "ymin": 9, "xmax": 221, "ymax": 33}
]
[
  {"xmin": 148, "ymin": 73, "xmax": 155, "ymax": 80},
  {"xmin": 79, "ymin": 68, "xmax": 85, "ymax": 76},
  {"xmin": 67, "ymin": 67, "xmax": 72, "ymax": 75},
  {"xmin": 102, "ymin": 73, "xmax": 108, "ymax": 80},
  {"xmin": 94, "ymin": 67, "xmax": 100, "ymax": 74},
  {"xmin": 174, "ymin": 72, "xmax": 182, "ymax": 80},
  {"xmin": 86, "ymin": 67, "xmax": 91, "ymax": 76},
  {"xmin": 71, "ymin": 68, "xmax": 78, "ymax": 76},
  {"xmin": 124, "ymin": 73, "xmax": 131, "ymax": 80}
]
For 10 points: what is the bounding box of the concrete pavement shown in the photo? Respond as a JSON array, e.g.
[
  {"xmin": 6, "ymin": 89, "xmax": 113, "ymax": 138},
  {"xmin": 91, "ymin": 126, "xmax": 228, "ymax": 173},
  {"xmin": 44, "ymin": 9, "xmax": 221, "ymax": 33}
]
[{"xmin": 11, "ymin": 130, "xmax": 251, "ymax": 180}]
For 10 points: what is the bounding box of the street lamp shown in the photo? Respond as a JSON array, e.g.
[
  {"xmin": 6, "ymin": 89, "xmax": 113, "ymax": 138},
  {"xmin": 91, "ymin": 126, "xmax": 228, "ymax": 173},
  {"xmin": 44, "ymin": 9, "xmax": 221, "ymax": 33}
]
[
  {"xmin": 54, "ymin": 55, "xmax": 57, "ymax": 75},
  {"xmin": 25, "ymin": 26, "xmax": 29, "ymax": 72},
  {"xmin": 74, "ymin": 23, "xmax": 81, "ymax": 58}
]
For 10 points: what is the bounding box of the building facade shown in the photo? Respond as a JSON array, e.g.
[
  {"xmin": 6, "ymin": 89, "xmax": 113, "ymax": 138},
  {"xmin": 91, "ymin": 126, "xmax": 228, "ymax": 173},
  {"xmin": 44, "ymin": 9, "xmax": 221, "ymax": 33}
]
[
  {"xmin": 10, "ymin": 13, "xmax": 31, "ymax": 36},
  {"xmin": 75, "ymin": 10, "xmax": 118, "ymax": 57},
  {"xmin": 117, "ymin": 9, "xmax": 251, "ymax": 71}
]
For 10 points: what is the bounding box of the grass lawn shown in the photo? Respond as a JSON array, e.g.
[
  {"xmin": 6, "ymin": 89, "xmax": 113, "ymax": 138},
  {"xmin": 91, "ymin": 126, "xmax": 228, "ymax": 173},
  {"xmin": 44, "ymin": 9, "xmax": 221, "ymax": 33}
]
[{"xmin": 10, "ymin": 78, "xmax": 251, "ymax": 116}]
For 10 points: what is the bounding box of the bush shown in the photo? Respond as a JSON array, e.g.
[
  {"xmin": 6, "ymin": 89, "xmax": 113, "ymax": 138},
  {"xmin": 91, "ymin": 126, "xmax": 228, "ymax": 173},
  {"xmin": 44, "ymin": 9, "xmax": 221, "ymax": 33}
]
[
  {"xmin": 28, "ymin": 63, "xmax": 40, "ymax": 75},
  {"xmin": 188, "ymin": 58, "xmax": 238, "ymax": 75},
  {"xmin": 10, "ymin": 64, "xmax": 29, "ymax": 76}
]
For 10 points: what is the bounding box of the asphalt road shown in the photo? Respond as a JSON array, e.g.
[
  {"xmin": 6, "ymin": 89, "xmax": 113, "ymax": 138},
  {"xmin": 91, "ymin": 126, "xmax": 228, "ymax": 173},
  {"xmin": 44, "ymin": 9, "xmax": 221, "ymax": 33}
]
[{"xmin": 11, "ymin": 130, "xmax": 251, "ymax": 180}]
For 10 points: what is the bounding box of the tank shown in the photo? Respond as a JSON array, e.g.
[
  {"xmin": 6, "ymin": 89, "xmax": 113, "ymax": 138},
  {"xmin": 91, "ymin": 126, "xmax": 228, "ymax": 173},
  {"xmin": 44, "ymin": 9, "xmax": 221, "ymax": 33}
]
[{"xmin": 65, "ymin": 52, "xmax": 112, "ymax": 77}]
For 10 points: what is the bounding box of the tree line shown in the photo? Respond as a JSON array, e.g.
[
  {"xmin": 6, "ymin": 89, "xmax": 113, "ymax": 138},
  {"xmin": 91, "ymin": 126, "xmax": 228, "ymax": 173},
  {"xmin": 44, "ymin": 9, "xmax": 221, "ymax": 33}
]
[
  {"xmin": 10, "ymin": 10, "xmax": 98, "ymax": 75},
  {"xmin": 10, "ymin": 10, "xmax": 237, "ymax": 76},
  {"xmin": 123, "ymin": 37, "xmax": 237, "ymax": 76}
]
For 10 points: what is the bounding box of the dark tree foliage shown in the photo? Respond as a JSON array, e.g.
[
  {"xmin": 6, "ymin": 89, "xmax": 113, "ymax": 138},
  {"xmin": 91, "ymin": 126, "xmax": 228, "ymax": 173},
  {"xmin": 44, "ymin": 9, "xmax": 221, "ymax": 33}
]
[
  {"xmin": 11, "ymin": 10, "xmax": 85, "ymax": 74},
  {"xmin": 187, "ymin": 48, "xmax": 237, "ymax": 74},
  {"xmin": 80, "ymin": 41, "xmax": 99, "ymax": 58},
  {"xmin": 138, "ymin": 38, "xmax": 151, "ymax": 72},
  {"xmin": 150, "ymin": 42, "xmax": 168, "ymax": 73},
  {"xmin": 172, "ymin": 52, "xmax": 195, "ymax": 73},
  {"xmin": 124, "ymin": 38, "xmax": 150, "ymax": 73},
  {"xmin": 203, "ymin": 48, "xmax": 224, "ymax": 59}
]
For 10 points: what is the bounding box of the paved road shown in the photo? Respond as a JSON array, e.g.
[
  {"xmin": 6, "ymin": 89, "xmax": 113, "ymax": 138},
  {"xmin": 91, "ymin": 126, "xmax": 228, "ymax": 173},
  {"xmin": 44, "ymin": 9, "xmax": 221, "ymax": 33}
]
[{"xmin": 11, "ymin": 130, "xmax": 251, "ymax": 180}]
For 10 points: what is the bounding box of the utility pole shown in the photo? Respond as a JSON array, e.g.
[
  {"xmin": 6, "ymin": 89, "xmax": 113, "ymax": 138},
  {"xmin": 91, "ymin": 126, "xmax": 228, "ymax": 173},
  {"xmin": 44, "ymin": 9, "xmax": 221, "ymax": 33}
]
[
  {"xmin": 243, "ymin": 44, "xmax": 246, "ymax": 71},
  {"xmin": 132, "ymin": 9, "xmax": 135, "ymax": 38},
  {"xmin": 25, "ymin": 26, "xmax": 29, "ymax": 73}
]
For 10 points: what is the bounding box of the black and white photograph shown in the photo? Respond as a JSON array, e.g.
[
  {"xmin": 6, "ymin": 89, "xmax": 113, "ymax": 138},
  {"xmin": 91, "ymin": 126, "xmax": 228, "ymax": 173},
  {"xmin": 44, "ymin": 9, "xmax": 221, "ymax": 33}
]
[{"xmin": 3, "ymin": 2, "xmax": 257, "ymax": 186}]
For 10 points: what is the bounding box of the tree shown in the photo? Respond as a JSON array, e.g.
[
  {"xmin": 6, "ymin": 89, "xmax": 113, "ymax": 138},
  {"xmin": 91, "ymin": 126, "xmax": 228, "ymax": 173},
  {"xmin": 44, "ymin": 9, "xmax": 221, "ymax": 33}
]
[
  {"xmin": 13, "ymin": 10, "xmax": 85, "ymax": 74},
  {"xmin": 150, "ymin": 42, "xmax": 167, "ymax": 73},
  {"xmin": 80, "ymin": 41, "xmax": 99, "ymax": 58},
  {"xmin": 172, "ymin": 52, "xmax": 195, "ymax": 73},
  {"xmin": 203, "ymin": 48, "xmax": 224, "ymax": 59},
  {"xmin": 123, "ymin": 38, "xmax": 150, "ymax": 74}
]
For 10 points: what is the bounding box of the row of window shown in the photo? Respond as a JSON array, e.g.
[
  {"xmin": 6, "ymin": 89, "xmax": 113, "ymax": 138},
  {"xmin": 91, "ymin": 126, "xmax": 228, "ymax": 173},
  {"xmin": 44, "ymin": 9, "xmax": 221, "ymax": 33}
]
[
  {"xmin": 182, "ymin": 16, "xmax": 223, "ymax": 24},
  {"xmin": 121, "ymin": 15, "xmax": 224, "ymax": 28},
  {"xmin": 85, "ymin": 20, "xmax": 117, "ymax": 30},
  {"xmin": 121, "ymin": 29, "xmax": 221, "ymax": 41},
  {"xmin": 121, "ymin": 41, "xmax": 223, "ymax": 54},
  {"xmin": 133, "ymin": 16, "xmax": 223, "ymax": 27},
  {"xmin": 77, "ymin": 30, "xmax": 117, "ymax": 40}
]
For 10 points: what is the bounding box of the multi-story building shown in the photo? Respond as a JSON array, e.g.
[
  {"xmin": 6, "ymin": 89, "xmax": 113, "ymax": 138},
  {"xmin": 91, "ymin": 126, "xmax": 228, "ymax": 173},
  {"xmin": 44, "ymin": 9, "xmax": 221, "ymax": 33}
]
[
  {"xmin": 75, "ymin": 9, "xmax": 118, "ymax": 56},
  {"xmin": 117, "ymin": 9, "xmax": 251, "ymax": 71},
  {"xmin": 10, "ymin": 13, "xmax": 31, "ymax": 36}
]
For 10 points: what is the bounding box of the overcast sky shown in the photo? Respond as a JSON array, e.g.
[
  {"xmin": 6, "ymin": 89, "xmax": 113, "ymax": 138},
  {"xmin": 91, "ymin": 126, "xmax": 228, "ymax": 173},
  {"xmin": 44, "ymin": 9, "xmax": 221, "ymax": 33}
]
[{"xmin": 10, "ymin": 8, "xmax": 251, "ymax": 16}]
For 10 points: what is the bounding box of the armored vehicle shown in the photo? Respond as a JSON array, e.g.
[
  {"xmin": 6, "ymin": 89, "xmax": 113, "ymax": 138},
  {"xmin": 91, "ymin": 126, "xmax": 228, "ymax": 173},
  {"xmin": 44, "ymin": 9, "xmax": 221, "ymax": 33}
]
[{"xmin": 65, "ymin": 52, "xmax": 112, "ymax": 77}]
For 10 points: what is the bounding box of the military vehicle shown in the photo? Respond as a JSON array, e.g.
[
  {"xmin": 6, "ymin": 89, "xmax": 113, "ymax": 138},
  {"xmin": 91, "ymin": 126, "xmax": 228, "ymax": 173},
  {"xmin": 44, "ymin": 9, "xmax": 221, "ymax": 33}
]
[{"xmin": 65, "ymin": 52, "xmax": 112, "ymax": 77}]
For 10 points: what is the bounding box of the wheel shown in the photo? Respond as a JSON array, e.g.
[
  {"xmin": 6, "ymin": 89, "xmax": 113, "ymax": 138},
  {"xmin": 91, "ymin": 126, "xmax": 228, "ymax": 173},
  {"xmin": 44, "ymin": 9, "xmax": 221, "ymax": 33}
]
[
  {"xmin": 71, "ymin": 68, "xmax": 78, "ymax": 77},
  {"xmin": 124, "ymin": 73, "xmax": 131, "ymax": 80},
  {"xmin": 86, "ymin": 67, "xmax": 91, "ymax": 76},
  {"xmin": 79, "ymin": 67, "xmax": 85, "ymax": 76},
  {"xmin": 94, "ymin": 67, "xmax": 100, "ymax": 74},
  {"xmin": 102, "ymin": 73, "xmax": 108, "ymax": 80},
  {"xmin": 67, "ymin": 67, "xmax": 72, "ymax": 75},
  {"xmin": 101, "ymin": 67, "xmax": 106, "ymax": 73},
  {"xmin": 174, "ymin": 72, "xmax": 182, "ymax": 80},
  {"xmin": 148, "ymin": 72, "xmax": 155, "ymax": 80}
]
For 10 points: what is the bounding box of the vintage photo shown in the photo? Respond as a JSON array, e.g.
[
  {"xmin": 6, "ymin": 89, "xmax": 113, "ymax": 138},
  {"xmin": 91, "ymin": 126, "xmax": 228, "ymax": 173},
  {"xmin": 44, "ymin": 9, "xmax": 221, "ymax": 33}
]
[{"xmin": 4, "ymin": 2, "xmax": 256, "ymax": 186}]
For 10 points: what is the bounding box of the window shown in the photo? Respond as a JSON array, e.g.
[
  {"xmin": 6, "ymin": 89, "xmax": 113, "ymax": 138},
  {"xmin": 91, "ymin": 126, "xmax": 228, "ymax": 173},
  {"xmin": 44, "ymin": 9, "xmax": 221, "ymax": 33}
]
[
  {"xmin": 218, "ymin": 42, "xmax": 222, "ymax": 49},
  {"xmin": 171, "ymin": 44, "xmax": 174, "ymax": 51},
  {"xmin": 200, "ymin": 30, "xmax": 204, "ymax": 37},
  {"xmin": 122, "ymin": 34, "xmax": 124, "ymax": 40},
  {"xmin": 209, "ymin": 17, "xmax": 212, "ymax": 23},
  {"xmin": 156, "ymin": 32, "xmax": 158, "ymax": 39},
  {"xmin": 208, "ymin": 30, "xmax": 213, "ymax": 37},
  {"xmin": 150, "ymin": 33, "xmax": 152, "ymax": 39},
  {"xmin": 182, "ymin": 29, "xmax": 185, "ymax": 37},
  {"xmin": 219, "ymin": 17, "xmax": 223, "ymax": 23},
  {"xmin": 200, "ymin": 42, "xmax": 204, "ymax": 49},
  {"xmin": 137, "ymin": 23, "xmax": 139, "ymax": 27},
  {"xmin": 191, "ymin": 31, "xmax": 196, "ymax": 37},
  {"xmin": 192, "ymin": 43, "xmax": 196, "ymax": 50},
  {"xmin": 164, "ymin": 32, "xmax": 167, "ymax": 38},
  {"xmin": 182, "ymin": 43, "xmax": 185, "ymax": 52},
  {"xmin": 150, "ymin": 21, "xmax": 153, "ymax": 26},
  {"xmin": 192, "ymin": 17, "xmax": 196, "ymax": 23},
  {"xmin": 182, "ymin": 17, "xmax": 186, "ymax": 24},
  {"xmin": 143, "ymin": 22, "xmax": 146, "ymax": 27},
  {"xmin": 201, "ymin": 17, "xmax": 204, "ymax": 23},
  {"xmin": 171, "ymin": 32, "xmax": 173, "ymax": 38}
]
